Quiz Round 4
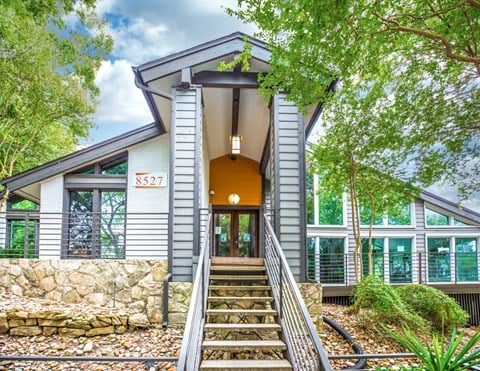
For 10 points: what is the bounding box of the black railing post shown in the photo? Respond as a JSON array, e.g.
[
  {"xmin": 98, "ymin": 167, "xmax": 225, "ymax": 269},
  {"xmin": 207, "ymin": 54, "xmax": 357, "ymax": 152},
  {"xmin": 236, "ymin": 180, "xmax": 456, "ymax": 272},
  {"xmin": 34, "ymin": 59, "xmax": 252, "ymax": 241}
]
[
  {"xmin": 419, "ymin": 252, "xmax": 423, "ymax": 284},
  {"xmin": 23, "ymin": 213, "xmax": 29, "ymax": 258}
]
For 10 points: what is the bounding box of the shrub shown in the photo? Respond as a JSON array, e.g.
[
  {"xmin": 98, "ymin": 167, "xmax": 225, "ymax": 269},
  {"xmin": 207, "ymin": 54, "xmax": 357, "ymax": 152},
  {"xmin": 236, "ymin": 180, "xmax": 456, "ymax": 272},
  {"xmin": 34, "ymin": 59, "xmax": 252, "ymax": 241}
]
[
  {"xmin": 383, "ymin": 325, "xmax": 480, "ymax": 371},
  {"xmin": 396, "ymin": 285, "xmax": 469, "ymax": 332},
  {"xmin": 351, "ymin": 275, "xmax": 427, "ymax": 330}
]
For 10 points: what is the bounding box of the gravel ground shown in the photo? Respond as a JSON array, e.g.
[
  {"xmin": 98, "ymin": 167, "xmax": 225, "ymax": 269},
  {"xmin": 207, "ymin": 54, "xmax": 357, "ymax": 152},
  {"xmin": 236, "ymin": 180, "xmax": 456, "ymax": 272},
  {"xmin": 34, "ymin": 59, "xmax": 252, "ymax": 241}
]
[{"xmin": 0, "ymin": 295, "xmax": 478, "ymax": 370}]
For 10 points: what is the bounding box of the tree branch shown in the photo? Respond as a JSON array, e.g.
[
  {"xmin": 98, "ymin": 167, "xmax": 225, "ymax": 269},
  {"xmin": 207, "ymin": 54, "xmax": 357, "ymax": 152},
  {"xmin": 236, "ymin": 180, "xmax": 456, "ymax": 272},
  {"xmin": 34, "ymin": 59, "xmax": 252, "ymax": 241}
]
[
  {"xmin": 466, "ymin": 0, "xmax": 480, "ymax": 9},
  {"xmin": 381, "ymin": 19, "xmax": 480, "ymax": 66}
]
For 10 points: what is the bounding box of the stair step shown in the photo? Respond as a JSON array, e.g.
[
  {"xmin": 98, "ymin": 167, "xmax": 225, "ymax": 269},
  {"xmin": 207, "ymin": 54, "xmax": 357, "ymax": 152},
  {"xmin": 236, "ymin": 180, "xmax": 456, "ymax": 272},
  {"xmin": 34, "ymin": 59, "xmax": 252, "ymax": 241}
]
[
  {"xmin": 212, "ymin": 257, "xmax": 264, "ymax": 266},
  {"xmin": 202, "ymin": 339, "xmax": 286, "ymax": 351},
  {"xmin": 200, "ymin": 359, "xmax": 292, "ymax": 370},
  {"xmin": 210, "ymin": 275, "xmax": 268, "ymax": 281},
  {"xmin": 208, "ymin": 296, "xmax": 273, "ymax": 302},
  {"xmin": 206, "ymin": 309, "xmax": 277, "ymax": 316},
  {"xmin": 204, "ymin": 323, "xmax": 281, "ymax": 331},
  {"xmin": 209, "ymin": 285, "xmax": 271, "ymax": 291},
  {"xmin": 211, "ymin": 265, "xmax": 266, "ymax": 273}
]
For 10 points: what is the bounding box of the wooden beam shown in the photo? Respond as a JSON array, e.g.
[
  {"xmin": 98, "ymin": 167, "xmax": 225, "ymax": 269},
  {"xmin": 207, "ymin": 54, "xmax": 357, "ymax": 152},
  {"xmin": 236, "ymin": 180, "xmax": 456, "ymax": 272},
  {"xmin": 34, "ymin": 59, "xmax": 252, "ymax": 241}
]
[
  {"xmin": 232, "ymin": 88, "xmax": 240, "ymax": 136},
  {"xmin": 180, "ymin": 67, "xmax": 192, "ymax": 89},
  {"xmin": 192, "ymin": 70, "xmax": 259, "ymax": 88}
]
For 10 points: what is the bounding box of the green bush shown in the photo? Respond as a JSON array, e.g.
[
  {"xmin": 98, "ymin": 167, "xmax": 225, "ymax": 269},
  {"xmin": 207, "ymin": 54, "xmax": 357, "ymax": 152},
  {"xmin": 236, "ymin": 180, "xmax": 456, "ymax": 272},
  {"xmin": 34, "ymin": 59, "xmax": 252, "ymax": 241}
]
[
  {"xmin": 351, "ymin": 275, "xmax": 427, "ymax": 330},
  {"xmin": 383, "ymin": 325, "xmax": 480, "ymax": 371},
  {"xmin": 396, "ymin": 285, "xmax": 469, "ymax": 332}
]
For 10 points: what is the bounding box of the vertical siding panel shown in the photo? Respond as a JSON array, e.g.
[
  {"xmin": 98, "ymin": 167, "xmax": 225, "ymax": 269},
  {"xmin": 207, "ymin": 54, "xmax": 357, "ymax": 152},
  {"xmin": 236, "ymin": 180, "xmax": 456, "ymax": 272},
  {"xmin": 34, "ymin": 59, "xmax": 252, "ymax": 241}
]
[
  {"xmin": 270, "ymin": 94, "xmax": 306, "ymax": 281},
  {"xmin": 171, "ymin": 88, "xmax": 201, "ymax": 281}
]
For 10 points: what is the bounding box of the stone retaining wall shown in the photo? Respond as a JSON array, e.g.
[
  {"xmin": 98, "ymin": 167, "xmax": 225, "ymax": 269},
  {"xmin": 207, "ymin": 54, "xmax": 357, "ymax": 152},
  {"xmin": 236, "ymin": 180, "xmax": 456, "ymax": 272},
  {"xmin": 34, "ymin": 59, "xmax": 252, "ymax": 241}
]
[
  {"xmin": 0, "ymin": 260, "xmax": 322, "ymax": 337},
  {"xmin": 0, "ymin": 259, "xmax": 192, "ymax": 326},
  {"xmin": 0, "ymin": 308, "xmax": 130, "ymax": 337},
  {"xmin": 299, "ymin": 283, "xmax": 323, "ymax": 332}
]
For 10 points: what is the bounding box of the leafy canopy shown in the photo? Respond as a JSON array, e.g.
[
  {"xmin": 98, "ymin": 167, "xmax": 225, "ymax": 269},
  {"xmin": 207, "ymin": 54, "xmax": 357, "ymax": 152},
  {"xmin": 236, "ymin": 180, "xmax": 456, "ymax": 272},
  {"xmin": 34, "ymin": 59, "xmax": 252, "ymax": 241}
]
[
  {"xmin": 0, "ymin": 0, "xmax": 113, "ymax": 203},
  {"xmin": 228, "ymin": 0, "xmax": 480, "ymax": 196}
]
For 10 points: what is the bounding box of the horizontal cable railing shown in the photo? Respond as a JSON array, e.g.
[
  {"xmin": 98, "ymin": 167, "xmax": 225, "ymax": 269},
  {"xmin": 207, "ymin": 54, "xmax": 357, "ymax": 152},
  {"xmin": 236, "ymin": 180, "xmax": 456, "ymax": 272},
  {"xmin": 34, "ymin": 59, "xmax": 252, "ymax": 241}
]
[
  {"xmin": 0, "ymin": 212, "xmax": 168, "ymax": 259},
  {"xmin": 307, "ymin": 251, "xmax": 480, "ymax": 284},
  {"xmin": 177, "ymin": 213, "xmax": 212, "ymax": 371},
  {"xmin": 264, "ymin": 215, "xmax": 332, "ymax": 371}
]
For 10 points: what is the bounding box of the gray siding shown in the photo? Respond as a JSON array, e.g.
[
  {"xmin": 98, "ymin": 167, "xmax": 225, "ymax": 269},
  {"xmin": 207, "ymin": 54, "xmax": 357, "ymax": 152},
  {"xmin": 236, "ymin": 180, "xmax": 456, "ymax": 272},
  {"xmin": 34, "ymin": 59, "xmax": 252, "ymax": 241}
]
[
  {"xmin": 171, "ymin": 88, "xmax": 202, "ymax": 281},
  {"xmin": 270, "ymin": 94, "xmax": 306, "ymax": 281}
]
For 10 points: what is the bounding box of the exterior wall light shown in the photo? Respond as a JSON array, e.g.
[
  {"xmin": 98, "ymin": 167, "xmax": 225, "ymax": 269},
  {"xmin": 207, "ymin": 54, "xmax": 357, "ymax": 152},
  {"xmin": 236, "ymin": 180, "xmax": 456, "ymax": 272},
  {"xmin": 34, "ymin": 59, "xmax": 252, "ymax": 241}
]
[
  {"xmin": 227, "ymin": 193, "xmax": 240, "ymax": 205},
  {"xmin": 229, "ymin": 135, "xmax": 242, "ymax": 155}
]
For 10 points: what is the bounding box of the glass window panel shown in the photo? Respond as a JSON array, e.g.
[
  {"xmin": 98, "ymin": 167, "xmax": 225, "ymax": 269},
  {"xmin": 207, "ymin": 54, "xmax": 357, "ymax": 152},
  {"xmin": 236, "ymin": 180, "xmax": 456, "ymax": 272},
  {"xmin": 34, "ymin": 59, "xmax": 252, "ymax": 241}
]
[
  {"xmin": 426, "ymin": 208, "xmax": 449, "ymax": 226},
  {"xmin": 428, "ymin": 237, "xmax": 451, "ymax": 282},
  {"xmin": 9, "ymin": 199, "xmax": 37, "ymax": 210},
  {"xmin": 306, "ymin": 173, "xmax": 314, "ymax": 224},
  {"xmin": 360, "ymin": 206, "xmax": 384, "ymax": 225},
  {"xmin": 68, "ymin": 191, "xmax": 93, "ymax": 258},
  {"xmin": 389, "ymin": 238, "xmax": 412, "ymax": 283},
  {"xmin": 102, "ymin": 160, "xmax": 127, "ymax": 175},
  {"xmin": 456, "ymin": 238, "xmax": 478, "ymax": 282},
  {"xmin": 100, "ymin": 192, "xmax": 126, "ymax": 259},
  {"xmin": 318, "ymin": 193, "xmax": 343, "ymax": 225},
  {"xmin": 1, "ymin": 220, "xmax": 37, "ymax": 258},
  {"xmin": 361, "ymin": 238, "xmax": 384, "ymax": 278},
  {"xmin": 213, "ymin": 213, "xmax": 231, "ymax": 257},
  {"xmin": 307, "ymin": 237, "xmax": 345, "ymax": 284},
  {"xmin": 237, "ymin": 213, "xmax": 256, "ymax": 258},
  {"xmin": 388, "ymin": 204, "xmax": 412, "ymax": 226},
  {"xmin": 454, "ymin": 219, "xmax": 469, "ymax": 226}
]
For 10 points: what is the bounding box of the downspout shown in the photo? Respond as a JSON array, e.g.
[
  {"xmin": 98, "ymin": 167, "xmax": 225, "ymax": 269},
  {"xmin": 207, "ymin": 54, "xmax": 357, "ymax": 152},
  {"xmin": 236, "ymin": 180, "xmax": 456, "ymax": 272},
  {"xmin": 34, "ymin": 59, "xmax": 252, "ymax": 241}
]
[{"xmin": 132, "ymin": 67, "xmax": 174, "ymax": 327}]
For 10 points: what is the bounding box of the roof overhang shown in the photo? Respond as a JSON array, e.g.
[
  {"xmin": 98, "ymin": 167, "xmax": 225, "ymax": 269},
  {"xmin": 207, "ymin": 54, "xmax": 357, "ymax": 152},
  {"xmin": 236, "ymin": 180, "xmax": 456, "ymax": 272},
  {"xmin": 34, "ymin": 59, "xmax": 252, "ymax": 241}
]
[
  {"xmin": 133, "ymin": 32, "xmax": 323, "ymax": 165},
  {"xmin": 2, "ymin": 124, "xmax": 164, "ymax": 199}
]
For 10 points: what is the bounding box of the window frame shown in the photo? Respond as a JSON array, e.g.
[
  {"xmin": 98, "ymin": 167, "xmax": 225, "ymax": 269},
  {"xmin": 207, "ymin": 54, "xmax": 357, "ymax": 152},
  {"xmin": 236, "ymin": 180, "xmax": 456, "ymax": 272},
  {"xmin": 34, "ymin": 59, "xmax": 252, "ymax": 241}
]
[{"xmin": 62, "ymin": 155, "xmax": 128, "ymax": 259}]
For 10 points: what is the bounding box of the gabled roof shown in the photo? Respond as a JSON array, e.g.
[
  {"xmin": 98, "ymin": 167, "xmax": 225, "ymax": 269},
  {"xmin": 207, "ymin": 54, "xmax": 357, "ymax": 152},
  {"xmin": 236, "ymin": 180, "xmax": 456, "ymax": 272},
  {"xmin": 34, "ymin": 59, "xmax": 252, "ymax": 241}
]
[
  {"xmin": 2, "ymin": 123, "xmax": 163, "ymax": 193},
  {"xmin": 420, "ymin": 190, "xmax": 480, "ymax": 224},
  {"xmin": 134, "ymin": 32, "xmax": 271, "ymax": 83}
]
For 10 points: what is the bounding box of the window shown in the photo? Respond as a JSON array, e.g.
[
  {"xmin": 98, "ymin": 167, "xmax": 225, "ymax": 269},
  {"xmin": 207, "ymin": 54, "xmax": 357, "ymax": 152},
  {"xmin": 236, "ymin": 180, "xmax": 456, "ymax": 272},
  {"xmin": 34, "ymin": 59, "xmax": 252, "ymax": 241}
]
[
  {"xmin": 388, "ymin": 204, "xmax": 412, "ymax": 226},
  {"xmin": 456, "ymin": 238, "xmax": 478, "ymax": 282},
  {"xmin": 428, "ymin": 237, "xmax": 451, "ymax": 282},
  {"xmin": 64, "ymin": 156, "xmax": 127, "ymax": 259},
  {"xmin": 426, "ymin": 208, "xmax": 449, "ymax": 226},
  {"xmin": 307, "ymin": 237, "xmax": 345, "ymax": 284},
  {"xmin": 361, "ymin": 238, "xmax": 384, "ymax": 278},
  {"xmin": 360, "ymin": 206, "xmax": 384, "ymax": 226},
  {"xmin": 2, "ymin": 198, "xmax": 39, "ymax": 258},
  {"xmin": 306, "ymin": 173, "xmax": 343, "ymax": 225},
  {"xmin": 360, "ymin": 203, "xmax": 412, "ymax": 226},
  {"xmin": 389, "ymin": 238, "xmax": 412, "ymax": 283}
]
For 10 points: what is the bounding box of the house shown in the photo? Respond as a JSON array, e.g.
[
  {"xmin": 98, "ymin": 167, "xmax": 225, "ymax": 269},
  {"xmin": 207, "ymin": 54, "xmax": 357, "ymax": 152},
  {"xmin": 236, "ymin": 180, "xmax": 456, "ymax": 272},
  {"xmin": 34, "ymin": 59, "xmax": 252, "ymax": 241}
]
[{"xmin": 1, "ymin": 32, "xmax": 479, "ymax": 322}]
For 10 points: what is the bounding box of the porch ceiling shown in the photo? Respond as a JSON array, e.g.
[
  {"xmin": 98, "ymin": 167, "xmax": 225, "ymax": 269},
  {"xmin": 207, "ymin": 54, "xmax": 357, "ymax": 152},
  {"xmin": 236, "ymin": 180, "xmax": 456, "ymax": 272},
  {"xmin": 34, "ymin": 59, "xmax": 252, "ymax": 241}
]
[
  {"xmin": 203, "ymin": 87, "xmax": 270, "ymax": 163},
  {"xmin": 134, "ymin": 33, "xmax": 320, "ymax": 166}
]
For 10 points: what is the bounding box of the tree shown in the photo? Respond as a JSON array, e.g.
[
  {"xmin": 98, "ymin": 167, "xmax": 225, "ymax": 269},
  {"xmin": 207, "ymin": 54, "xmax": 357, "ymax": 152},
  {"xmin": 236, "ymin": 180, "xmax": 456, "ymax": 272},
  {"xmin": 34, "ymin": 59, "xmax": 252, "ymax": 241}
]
[
  {"xmin": 308, "ymin": 80, "xmax": 418, "ymax": 282},
  {"xmin": 0, "ymin": 0, "xmax": 113, "ymax": 209},
  {"xmin": 227, "ymin": 0, "xmax": 479, "ymax": 279},
  {"xmin": 227, "ymin": 0, "xmax": 480, "ymax": 198}
]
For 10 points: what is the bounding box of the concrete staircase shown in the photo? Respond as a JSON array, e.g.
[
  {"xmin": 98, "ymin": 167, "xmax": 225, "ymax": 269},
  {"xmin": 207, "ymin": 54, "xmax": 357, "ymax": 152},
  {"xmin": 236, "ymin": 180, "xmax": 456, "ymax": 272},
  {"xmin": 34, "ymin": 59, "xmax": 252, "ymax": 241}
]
[{"xmin": 200, "ymin": 257, "xmax": 292, "ymax": 371}]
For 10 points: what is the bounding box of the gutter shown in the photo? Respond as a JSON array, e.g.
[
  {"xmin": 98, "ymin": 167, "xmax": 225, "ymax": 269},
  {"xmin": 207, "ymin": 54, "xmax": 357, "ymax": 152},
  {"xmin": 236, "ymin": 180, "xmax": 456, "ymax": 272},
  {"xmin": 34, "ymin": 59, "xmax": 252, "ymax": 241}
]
[{"xmin": 132, "ymin": 67, "xmax": 175, "ymax": 327}]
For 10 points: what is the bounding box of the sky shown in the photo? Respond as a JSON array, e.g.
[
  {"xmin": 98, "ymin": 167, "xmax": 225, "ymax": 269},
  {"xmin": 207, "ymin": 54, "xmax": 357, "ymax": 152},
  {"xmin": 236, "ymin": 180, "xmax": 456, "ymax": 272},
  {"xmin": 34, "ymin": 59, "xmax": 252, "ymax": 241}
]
[
  {"xmin": 86, "ymin": 0, "xmax": 480, "ymax": 213},
  {"xmin": 88, "ymin": 0, "xmax": 256, "ymax": 145}
]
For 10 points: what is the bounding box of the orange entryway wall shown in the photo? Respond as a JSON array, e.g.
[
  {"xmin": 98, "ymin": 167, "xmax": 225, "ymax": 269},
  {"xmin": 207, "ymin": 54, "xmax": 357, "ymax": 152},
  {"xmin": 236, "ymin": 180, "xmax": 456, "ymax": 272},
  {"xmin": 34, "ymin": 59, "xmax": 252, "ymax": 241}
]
[{"xmin": 209, "ymin": 154, "xmax": 262, "ymax": 206}]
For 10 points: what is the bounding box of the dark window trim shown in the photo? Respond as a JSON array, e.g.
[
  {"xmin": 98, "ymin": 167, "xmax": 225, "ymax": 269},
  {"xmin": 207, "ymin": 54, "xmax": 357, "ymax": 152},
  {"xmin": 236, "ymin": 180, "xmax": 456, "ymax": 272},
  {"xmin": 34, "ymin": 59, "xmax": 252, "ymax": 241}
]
[{"xmin": 61, "ymin": 154, "xmax": 128, "ymax": 260}]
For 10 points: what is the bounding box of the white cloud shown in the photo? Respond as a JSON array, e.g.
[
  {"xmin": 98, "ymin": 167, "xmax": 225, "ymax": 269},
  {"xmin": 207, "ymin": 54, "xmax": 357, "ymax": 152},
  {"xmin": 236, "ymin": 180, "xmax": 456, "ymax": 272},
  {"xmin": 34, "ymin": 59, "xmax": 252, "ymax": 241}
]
[
  {"xmin": 88, "ymin": 0, "xmax": 257, "ymax": 144},
  {"xmin": 105, "ymin": 18, "xmax": 172, "ymax": 65},
  {"xmin": 90, "ymin": 59, "xmax": 152, "ymax": 142}
]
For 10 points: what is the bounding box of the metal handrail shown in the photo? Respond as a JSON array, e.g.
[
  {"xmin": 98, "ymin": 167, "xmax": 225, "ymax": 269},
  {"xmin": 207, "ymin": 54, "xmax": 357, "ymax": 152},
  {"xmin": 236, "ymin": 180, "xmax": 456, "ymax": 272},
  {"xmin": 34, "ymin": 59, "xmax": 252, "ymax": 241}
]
[
  {"xmin": 0, "ymin": 211, "xmax": 169, "ymax": 259},
  {"xmin": 176, "ymin": 213, "xmax": 212, "ymax": 370},
  {"xmin": 306, "ymin": 251, "xmax": 480, "ymax": 285},
  {"xmin": 263, "ymin": 214, "xmax": 332, "ymax": 371}
]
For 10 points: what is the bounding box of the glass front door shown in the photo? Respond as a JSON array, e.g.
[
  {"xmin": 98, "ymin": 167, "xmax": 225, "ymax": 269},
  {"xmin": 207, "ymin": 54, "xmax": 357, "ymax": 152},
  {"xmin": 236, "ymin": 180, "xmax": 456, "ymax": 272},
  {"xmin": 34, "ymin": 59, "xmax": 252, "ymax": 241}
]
[{"xmin": 213, "ymin": 210, "xmax": 258, "ymax": 257}]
